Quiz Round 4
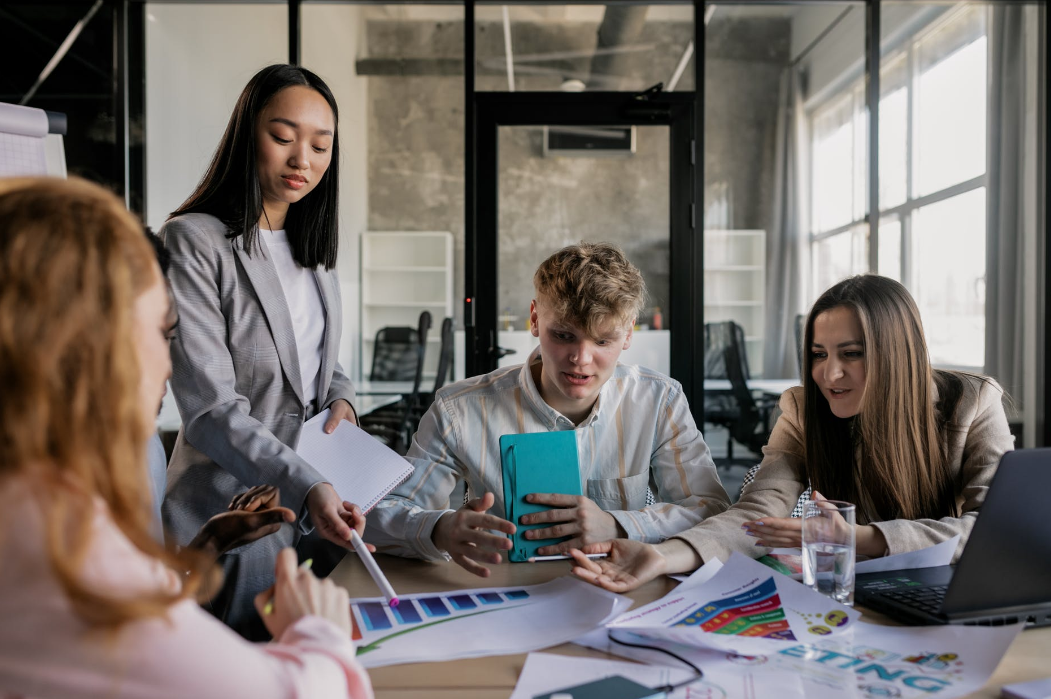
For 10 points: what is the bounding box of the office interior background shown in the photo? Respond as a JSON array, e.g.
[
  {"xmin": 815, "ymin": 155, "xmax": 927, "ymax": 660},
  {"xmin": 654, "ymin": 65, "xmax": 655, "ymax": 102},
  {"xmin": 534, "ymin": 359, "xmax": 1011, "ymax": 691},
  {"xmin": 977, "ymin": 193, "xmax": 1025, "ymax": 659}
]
[{"xmin": 2, "ymin": 0, "xmax": 1046, "ymax": 458}]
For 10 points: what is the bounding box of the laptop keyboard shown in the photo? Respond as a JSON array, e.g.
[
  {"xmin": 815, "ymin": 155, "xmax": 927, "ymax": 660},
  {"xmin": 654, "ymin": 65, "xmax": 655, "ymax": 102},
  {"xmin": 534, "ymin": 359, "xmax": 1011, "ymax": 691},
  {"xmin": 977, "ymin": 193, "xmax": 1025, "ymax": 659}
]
[{"xmin": 879, "ymin": 585, "xmax": 948, "ymax": 615}]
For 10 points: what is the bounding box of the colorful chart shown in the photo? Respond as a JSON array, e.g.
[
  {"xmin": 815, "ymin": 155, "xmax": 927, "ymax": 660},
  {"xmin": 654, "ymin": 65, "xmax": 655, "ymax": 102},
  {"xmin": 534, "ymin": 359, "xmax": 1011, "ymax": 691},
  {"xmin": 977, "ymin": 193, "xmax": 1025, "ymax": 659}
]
[
  {"xmin": 672, "ymin": 577, "xmax": 796, "ymax": 641},
  {"xmin": 350, "ymin": 589, "xmax": 532, "ymax": 648}
]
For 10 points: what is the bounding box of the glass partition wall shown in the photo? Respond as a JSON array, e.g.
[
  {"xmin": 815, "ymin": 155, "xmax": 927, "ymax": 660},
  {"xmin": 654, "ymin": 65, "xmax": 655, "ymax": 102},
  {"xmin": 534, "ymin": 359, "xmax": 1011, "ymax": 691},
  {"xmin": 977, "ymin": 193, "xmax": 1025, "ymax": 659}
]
[{"xmin": 134, "ymin": 1, "xmax": 1045, "ymax": 446}]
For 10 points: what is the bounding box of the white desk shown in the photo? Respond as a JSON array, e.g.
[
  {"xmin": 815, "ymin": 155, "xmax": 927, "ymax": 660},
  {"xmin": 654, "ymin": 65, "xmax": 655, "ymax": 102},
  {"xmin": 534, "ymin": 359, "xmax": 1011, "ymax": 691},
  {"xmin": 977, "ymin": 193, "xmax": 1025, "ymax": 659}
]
[
  {"xmin": 155, "ymin": 389, "xmax": 403, "ymax": 433},
  {"xmin": 705, "ymin": 378, "xmax": 799, "ymax": 396},
  {"xmin": 356, "ymin": 380, "xmax": 417, "ymax": 396}
]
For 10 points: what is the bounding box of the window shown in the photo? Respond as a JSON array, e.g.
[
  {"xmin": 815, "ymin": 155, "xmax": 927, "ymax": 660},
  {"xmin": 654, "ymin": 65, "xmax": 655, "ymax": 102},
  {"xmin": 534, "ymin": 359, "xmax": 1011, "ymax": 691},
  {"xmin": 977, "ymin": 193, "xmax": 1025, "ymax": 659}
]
[{"xmin": 808, "ymin": 6, "xmax": 988, "ymax": 368}]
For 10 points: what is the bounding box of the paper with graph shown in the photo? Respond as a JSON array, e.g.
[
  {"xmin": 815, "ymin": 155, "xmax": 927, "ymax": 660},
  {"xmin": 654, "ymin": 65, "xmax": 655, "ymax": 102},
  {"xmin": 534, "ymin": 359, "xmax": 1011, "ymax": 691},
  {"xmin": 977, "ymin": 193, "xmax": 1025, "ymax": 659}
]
[
  {"xmin": 609, "ymin": 553, "xmax": 861, "ymax": 653},
  {"xmin": 0, "ymin": 102, "xmax": 49, "ymax": 176},
  {"xmin": 578, "ymin": 616, "xmax": 1020, "ymax": 699},
  {"xmin": 348, "ymin": 577, "xmax": 631, "ymax": 667}
]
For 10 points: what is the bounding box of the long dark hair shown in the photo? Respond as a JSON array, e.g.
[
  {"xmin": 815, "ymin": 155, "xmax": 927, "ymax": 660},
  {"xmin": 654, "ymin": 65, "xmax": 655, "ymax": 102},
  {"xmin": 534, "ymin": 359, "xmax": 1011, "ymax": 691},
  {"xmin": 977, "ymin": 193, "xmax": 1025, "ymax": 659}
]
[
  {"xmin": 802, "ymin": 275, "xmax": 962, "ymax": 521},
  {"xmin": 169, "ymin": 64, "xmax": 340, "ymax": 269}
]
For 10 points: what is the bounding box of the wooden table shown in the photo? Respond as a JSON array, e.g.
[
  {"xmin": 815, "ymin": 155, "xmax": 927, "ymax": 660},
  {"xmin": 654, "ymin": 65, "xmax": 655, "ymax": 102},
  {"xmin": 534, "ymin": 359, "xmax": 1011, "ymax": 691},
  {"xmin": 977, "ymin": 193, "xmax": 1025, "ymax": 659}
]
[{"xmin": 330, "ymin": 554, "xmax": 1051, "ymax": 699}]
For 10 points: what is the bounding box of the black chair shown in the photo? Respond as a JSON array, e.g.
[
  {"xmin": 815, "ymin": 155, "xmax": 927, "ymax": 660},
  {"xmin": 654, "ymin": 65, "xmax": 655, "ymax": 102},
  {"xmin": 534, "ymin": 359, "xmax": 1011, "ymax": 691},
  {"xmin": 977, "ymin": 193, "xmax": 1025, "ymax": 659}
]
[
  {"xmin": 740, "ymin": 463, "xmax": 810, "ymax": 517},
  {"xmin": 360, "ymin": 311, "xmax": 432, "ymax": 454},
  {"xmin": 703, "ymin": 321, "xmax": 749, "ymax": 459},
  {"xmin": 418, "ymin": 317, "xmax": 454, "ymax": 407},
  {"xmin": 703, "ymin": 321, "xmax": 775, "ymax": 467},
  {"xmin": 370, "ymin": 326, "xmax": 420, "ymax": 381},
  {"xmin": 723, "ymin": 341, "xmax": 776, "ymax": 459}
]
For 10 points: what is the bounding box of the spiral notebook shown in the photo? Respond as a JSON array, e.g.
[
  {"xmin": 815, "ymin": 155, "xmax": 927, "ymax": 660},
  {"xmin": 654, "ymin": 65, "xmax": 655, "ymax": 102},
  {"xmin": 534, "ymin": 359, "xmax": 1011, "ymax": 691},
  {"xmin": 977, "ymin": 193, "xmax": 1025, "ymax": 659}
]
[{"xmin": 295, "ymin": 409, "xmax": 415, "ymax": 513}]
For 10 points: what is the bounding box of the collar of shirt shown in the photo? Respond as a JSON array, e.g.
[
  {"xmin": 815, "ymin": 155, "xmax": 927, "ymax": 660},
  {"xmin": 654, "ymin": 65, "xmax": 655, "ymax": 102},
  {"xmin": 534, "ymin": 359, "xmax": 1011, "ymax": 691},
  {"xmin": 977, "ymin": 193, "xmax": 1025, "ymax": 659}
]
[
  {"xmin": 259, "ymin": 227, "xmax": 289, "ymax": 246},
  {"xmin": 517, "ymin": 346, "xmax": 608, "ymax": 430}
]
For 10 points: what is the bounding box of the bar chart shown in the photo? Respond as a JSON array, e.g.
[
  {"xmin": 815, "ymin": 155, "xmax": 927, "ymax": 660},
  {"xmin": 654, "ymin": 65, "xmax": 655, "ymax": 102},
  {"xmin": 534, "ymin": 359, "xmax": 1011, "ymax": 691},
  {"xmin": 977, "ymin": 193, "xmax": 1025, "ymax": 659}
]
[
  {"xmin": 352, "ymin": 589, "xmax": 532, "ymax": 639},
  {"xmin": 347, "ymin": 578, "xmax": 631, "ymax": 668}
]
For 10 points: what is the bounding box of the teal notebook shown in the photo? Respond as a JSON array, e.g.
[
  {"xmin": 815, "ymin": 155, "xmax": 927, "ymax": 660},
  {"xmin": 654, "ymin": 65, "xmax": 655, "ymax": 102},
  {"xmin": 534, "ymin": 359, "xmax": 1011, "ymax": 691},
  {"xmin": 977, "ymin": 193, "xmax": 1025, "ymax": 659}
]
[{"xmin": 500, "ymin": 431, "xmax": 581, "ymax": 562}]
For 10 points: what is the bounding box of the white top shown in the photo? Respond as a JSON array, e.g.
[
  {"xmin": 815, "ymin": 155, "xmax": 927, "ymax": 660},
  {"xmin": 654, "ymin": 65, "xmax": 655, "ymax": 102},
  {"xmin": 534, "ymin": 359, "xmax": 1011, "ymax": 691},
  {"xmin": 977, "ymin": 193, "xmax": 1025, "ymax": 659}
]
[{"xmin": 260, "ymin": 228, "xmax": 325, "ymax": 405}]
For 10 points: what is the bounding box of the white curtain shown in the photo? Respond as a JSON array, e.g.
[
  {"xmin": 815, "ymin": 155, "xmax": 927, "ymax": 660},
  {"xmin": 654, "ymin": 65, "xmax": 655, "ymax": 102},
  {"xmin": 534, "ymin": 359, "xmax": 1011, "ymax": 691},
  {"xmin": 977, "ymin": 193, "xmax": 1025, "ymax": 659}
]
[
  {"xmin": 763, "ymin": 67, "xmax": 810, "ymax": 379},
  {"xmin": 984, "ymin": 5, "xmax": 1036, "ymax": 414}
]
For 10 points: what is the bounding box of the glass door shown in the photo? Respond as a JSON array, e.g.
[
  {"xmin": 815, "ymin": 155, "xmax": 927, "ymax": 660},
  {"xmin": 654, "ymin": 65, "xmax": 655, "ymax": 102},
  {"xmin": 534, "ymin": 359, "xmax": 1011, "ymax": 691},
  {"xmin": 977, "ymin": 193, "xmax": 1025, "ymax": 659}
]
[
  {"xmin": 469, "ymin": 92, "xmax": 703, "ymax": 421},
  {"xmin": 494, "ymin": 123, "xmax": 671, "ymax": 375}
]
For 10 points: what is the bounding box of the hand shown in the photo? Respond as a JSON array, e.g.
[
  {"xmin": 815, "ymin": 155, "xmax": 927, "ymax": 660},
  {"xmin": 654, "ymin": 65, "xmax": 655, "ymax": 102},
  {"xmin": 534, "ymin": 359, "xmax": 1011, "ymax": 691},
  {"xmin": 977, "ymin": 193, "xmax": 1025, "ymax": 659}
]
[
  {"xmin": 324, "ymin": 399, "xmax": 358, "ymax": 433},
  {"xmin": 189, "ymin": 485, "xmax": 295, "ymax": 557},
  {"xmin": 741, "ymin": 515, "xmax": 803, "ymax": 548},
  {"xmin": 254, "ymin": 548, "xmax": 350, "ymax": 638},
  {"xmin": 742, "ymin": 491, "xmax": 855, "ymax": 550},
  {"xmin": 568, "ymin": 539, "xmax": 669, "ymax": 593},
  {"xmin": 305, "ymin": 483, "xmax": 370, "ymax": 551},
  {"xmin": 431, "ymin": 492, "xmax": 516, "ymax": 578},
  {"xmin": 520, "ymin": 493, "xmax": 623, "ymax": 556}
]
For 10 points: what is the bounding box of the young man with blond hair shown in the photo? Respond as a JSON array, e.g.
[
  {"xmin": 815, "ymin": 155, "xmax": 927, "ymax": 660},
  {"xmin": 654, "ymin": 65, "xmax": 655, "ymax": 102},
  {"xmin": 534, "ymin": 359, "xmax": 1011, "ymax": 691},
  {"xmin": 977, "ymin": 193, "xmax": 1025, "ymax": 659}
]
[{"xmin": 368, "ymin": 242, "xmax": 729, "ymax": 576}]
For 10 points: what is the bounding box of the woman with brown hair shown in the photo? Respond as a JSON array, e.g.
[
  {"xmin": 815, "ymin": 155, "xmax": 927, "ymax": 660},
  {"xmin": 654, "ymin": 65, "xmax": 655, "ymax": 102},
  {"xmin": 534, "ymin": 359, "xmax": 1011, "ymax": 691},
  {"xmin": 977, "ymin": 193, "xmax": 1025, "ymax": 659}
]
[
  {"xmin": 570, "ymin": 274, "xmax": 1014, "ymax": 592},
  {"xmin": 0, "ymin": 178, "xmax": 372, "ymax": 698}
]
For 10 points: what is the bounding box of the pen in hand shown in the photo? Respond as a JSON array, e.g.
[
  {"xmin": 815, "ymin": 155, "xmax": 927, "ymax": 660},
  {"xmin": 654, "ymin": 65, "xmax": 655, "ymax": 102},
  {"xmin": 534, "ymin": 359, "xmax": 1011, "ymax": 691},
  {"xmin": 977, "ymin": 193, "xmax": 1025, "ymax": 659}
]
[
  {"xmin": 350, "ymin": 530, "xmax": 399, "ymax": 608},
  {"xmin": 262, "ymin": 558, "xmax": 313, "ymax": 616}
]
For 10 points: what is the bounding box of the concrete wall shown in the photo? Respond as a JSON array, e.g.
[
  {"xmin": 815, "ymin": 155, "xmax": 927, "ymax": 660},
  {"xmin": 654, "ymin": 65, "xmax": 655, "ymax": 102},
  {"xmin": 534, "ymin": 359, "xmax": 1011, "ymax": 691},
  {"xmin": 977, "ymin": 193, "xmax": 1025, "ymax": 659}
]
[{"xmin": 364, "ymin": 16, "xmax": 789, "ymax": 328}]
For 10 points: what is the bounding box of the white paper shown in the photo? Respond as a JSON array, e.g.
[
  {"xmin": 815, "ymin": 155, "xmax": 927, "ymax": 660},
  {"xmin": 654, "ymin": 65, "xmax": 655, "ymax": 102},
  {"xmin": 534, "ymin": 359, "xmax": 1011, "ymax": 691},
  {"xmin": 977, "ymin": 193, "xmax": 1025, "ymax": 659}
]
[
  {"xmin": 855, "ymin": 535, "xmax": 959, "ymax": 574},
  {"xmin": 670, "ymin": 557, "xmax": 723, "ymax": 587},
  {"xmin": 348, "ymin": 576, "xmax": 632, "ymax": 668},
  {"xmin": 610, "ymin": 553, "xmax": 861, "ymax": 654},
  {"xmin": 295, "ymin": 409, "xmax": 414, "ymax": 513},
  {"xmin": 759, "ymin": 536, "xmax": 960, "ymax": 581},
  {"xmin": 1002, "ymin": 676, "xmax": 1051, "ymax": 699},
  {"xmin": 577, "ymin": 619, "xmax": 1021, "ymax": 699},
  {"xmin": 0, "ymin": 102, "xmax": 49, "ymax": 176},
  {"xmin": 510, "ymin": 652, "xmax": 696, "ymax": 699}
]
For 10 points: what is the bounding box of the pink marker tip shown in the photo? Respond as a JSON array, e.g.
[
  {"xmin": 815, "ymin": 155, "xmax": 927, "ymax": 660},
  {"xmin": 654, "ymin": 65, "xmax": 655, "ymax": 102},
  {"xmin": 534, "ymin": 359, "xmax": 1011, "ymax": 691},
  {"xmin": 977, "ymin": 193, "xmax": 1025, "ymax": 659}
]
[{"xmin": 389, "ymin": 598, "xmax": 399, "ymax": 608}]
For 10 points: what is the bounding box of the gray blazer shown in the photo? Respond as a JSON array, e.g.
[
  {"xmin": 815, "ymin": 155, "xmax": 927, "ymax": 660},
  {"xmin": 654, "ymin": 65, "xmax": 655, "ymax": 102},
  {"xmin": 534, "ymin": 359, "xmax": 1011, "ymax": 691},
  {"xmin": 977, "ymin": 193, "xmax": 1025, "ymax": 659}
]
[{"xmin": 160, "ymin": 213, "xmax": 356, "ymax": 547}]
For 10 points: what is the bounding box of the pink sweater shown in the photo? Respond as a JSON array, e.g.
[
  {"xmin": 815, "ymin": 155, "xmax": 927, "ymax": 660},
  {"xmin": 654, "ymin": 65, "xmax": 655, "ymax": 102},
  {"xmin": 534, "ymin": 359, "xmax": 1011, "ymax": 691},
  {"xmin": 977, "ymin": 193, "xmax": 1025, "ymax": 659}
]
[{"xmin": 0, "ymin": 478, "xmax": 373, "ymax": 699}]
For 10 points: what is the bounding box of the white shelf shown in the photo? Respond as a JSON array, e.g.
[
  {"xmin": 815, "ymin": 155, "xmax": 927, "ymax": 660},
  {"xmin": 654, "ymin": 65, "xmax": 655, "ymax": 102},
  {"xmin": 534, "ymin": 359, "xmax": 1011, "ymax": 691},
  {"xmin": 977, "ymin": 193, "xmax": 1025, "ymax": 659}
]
[
  {"xmin": 705, "ymin": 229, "xmax": 765, "ymax": 376},
  {"xmin": 361, "ymin": 232, "xmax": 454, "ymax": 381}
]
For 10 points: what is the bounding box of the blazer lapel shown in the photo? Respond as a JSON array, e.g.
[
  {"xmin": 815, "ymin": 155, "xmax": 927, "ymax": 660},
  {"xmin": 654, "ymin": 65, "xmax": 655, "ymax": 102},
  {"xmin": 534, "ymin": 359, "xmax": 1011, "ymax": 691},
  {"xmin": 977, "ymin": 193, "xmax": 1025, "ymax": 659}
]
[
  {"xmin": 314, "ymin": 268, "xmax": 339, "ymax": 404},
  {"xmin": 234, "ymin": 239, "xmax": 306, "ymax": 406}
]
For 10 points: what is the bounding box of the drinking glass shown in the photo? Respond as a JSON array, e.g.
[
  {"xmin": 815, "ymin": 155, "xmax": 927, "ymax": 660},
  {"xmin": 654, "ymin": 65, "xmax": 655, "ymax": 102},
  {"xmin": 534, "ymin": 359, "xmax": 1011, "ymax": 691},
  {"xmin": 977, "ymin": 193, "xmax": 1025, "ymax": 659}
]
[{"xmin": 802, "ymin": 499, "xmax": 856, "ymax": 606}]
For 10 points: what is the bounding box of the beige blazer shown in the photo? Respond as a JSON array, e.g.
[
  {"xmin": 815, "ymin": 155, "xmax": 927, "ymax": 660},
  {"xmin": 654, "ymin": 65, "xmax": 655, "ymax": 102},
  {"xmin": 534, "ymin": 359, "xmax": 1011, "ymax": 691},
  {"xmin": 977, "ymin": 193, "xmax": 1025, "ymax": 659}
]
[{"xmin": 675, "ymin": 374, "xmax": 1014, "ymax": 564}]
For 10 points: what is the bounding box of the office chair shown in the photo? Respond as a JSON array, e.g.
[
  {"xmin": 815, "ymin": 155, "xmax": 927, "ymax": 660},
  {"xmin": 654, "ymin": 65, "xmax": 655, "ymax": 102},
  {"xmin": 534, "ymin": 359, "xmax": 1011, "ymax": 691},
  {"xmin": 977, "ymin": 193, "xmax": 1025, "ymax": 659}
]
[
  {"xmin": 740, "ymin": 463, "xmax": 810, "ymax": 518},
  {"xmin": 370, "ymin": 326, "xmax": 420, "ymax": 381},
  {"xmin": 703, "ymin": 321, "xmax": 775, "ymax": 468},
  {"xmin": 703, "ymin": 321, "xmax": 749, "ymax": 460},
  {"xmin": 360, "ymin": 311, "xmax": 432, "ymax": 454}
]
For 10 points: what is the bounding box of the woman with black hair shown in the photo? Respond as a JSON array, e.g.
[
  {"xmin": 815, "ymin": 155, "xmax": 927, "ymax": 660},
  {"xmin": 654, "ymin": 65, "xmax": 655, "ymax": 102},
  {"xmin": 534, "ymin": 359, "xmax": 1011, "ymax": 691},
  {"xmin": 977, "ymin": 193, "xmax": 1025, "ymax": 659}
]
[{"xmin": 161, "ymin": 64, "xmax": 363, "ymax": 638}]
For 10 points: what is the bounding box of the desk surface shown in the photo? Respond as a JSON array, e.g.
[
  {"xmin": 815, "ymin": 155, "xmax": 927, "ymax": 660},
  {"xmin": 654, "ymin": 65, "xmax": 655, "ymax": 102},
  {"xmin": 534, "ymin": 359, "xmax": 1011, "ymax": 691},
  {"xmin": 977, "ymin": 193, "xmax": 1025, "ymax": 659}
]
[
  {"xmin": 330, "ymin": 554, "xmax": 1051, "ymax": 699},
  {"xmin": 356, "ymin": 380, "xmax": 417, "ymax": 396}
]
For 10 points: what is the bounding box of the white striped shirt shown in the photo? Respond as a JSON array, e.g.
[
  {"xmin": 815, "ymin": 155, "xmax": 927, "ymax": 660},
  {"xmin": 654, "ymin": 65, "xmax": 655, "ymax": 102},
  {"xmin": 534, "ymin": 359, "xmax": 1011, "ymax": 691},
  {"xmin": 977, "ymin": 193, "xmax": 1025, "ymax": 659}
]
[{"xmin": 367, "ymin": 348, "xmax": 730, "ymax": 560}]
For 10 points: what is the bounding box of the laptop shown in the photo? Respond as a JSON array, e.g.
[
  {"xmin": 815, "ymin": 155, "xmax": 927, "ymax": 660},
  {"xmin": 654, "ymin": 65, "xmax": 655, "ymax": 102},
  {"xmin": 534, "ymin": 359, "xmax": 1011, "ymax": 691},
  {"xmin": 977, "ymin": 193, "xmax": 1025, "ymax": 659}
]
[{"xmin": 855, "ymin": 448, "xmax": 1051, "ymax": 628}]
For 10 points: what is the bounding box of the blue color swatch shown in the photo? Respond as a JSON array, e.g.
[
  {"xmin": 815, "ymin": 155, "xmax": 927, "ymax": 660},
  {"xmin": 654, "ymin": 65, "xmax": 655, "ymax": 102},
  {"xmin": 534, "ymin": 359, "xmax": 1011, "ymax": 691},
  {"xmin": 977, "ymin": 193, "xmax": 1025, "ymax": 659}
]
[{"xmin": 360, "ymin": 602, "xmax": 392, "ymax": 631}]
